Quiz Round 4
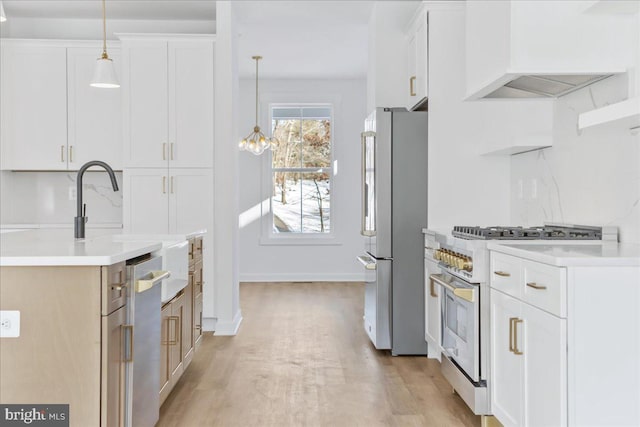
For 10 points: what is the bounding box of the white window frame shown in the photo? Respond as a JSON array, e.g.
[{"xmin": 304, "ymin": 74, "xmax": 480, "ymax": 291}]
[{"xmin": 259, "ymin": 93, "xmax": 342, "ymax": 246}]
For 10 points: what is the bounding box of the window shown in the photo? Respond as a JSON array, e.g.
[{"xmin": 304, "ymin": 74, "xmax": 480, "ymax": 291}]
[{"xmin": 270, "ymin": 105, "xmax": 332, "ymax": 235}]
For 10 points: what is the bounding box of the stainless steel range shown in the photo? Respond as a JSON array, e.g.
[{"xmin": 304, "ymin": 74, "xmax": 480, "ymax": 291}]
[{"xmin": 423, "ymin": 224, "xmax": 617, "ymax": 416}]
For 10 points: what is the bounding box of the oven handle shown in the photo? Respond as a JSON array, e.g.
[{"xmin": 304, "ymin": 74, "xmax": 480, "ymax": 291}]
[{"xmin": 430, "ymin": 274, "xmax": 475, "ymax": 303}]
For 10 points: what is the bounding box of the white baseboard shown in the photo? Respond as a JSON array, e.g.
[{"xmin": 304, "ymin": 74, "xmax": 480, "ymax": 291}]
[
  {"xmin": 239, "ymin": 272, "xmax": 365, "ymax": 282},
  {"xmin": 213, "ymin": 310, "xmax": 243, "ymax": 336},
  {"xmin": 202, "ymin": 317, "xmax": 217, "ymax": 333}
]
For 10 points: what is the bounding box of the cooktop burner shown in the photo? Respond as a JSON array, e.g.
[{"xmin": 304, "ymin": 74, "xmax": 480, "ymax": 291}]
[{"xmin": 452, "ymin": 225, "xmax": 604, "ymax": 240}]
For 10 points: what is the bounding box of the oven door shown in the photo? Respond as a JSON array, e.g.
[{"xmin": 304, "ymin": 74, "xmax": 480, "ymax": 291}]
[{"xmin": 431, "ymin": 273, "xmax": 480, "ymax": 382}]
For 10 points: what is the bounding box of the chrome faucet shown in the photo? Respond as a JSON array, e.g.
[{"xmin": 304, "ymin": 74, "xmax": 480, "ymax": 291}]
[{"xmin": 75, "ymin": 161, "xmax": 119, "ymax": 239}]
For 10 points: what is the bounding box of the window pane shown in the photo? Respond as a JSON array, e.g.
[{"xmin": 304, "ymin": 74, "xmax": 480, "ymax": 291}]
[
  {"xmin": 272, "ymin": 119, "xmax": 302, "ymax": 168},
  {"xmin": 302, "ymin": 107, "xmax": 331, "ymax": 119},
  {"xmin": 301, "ymin": 119, "xmax": 331, "ymax": 168},
  {"xmin": 301, "ymin": 172, "xmax": 331, "ymax": 233},
  {"xmin": 272, "ymin": 172, "xmax": 301, "ymax": 233}
]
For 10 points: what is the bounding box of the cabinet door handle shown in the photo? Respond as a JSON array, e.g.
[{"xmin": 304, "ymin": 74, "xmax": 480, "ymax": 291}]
[
  {"xmin": 163, "ymin": 143, "xmax": 167, "ymax": 161},
  {"xmin": 60, "ymin": 145, "xmax": 65, "ymax": 163},
  {"xmin": 513, "ymin": 318, "xmax": 523, "ymax": 355},
  {"xmin": 123, "ymin": 324, "xmax": 134, "ymax": 362},
  {"xmin": 410, "ymin": 76, "xmax": 417, "ymax": 96},
  {"xmin": 509, "ymin": 317, "xmax": 516, "ymax": 353},
  {"xmin": 526, "ymin": 282, "xmax": 547, "ymax": 290},
  {"xmin": 69, "ymin": 145, "xmax": 74, "ymax": 163},
  {"xmin": 170, "ymin": 143, "xmax": 174, "ymax": 161},
  {"xmin": 162, "ymin": 176, "xmax": 166, "ymax": 194},
  {"xmin": 170, "ymin": 176, "xmax": 174, "ymax": 194},
  {"xmin": 494, "ymin": 271, "xmax": 511, "ymax": 277},
  {"xmin": 429, "ymin": 277, "xmax": 438, "ymax": 297}
]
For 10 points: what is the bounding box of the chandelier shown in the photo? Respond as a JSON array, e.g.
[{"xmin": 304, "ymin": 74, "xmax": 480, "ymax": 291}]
[{"xmin": 239, "ymin": 56, "xmax": 278, "ymax": 155}]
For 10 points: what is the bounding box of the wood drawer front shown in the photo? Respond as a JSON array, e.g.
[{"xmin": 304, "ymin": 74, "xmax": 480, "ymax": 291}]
[
  {"xmin": 194, "ymin": 236, "xmax": 203, "ymax": 263},
  {"xmin": 193, "ymin": 260, "xmax": 203, "ymax": 297},
  {"xmin": 102, "ymin": 262, "xmax": 126, "ymax": 315},
  {"xmin": 522, "ymin": 260, "xmax": 567, "ymax": 317},
  {"xmin": 490, "ymin": 253, "xmax": 522, "ymax": 300}
]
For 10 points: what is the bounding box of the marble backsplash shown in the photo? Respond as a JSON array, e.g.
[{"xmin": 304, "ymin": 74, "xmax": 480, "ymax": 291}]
[
  {"xmin": 511, "ymin": 75, "xmax": 640, "ymax": 244},
  {"xmin": 0, "ymin": 171, "xmax": 123, "ymax": 226}
]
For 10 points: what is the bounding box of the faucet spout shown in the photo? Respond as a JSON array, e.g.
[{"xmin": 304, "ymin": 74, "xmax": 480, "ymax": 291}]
[{"xmin": 75, "ymin": 161, "xmax": 119, "ymax": 239}]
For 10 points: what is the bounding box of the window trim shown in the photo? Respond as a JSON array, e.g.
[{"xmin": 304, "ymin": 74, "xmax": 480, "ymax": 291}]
[{"xmin": 258, "ymin": 93, "xmax": 342, "ymax": 246}]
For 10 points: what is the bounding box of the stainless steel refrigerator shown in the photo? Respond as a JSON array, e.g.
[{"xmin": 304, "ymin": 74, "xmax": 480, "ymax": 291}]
[{"xmin": 356, "ymin": 107, "xmax": 428, "ymax": 356}]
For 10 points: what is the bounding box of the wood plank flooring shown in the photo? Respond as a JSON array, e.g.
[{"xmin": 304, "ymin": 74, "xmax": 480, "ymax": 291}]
[{"xmin": 158, "ymin": 282, "xmax": 481, "ymax": 427}]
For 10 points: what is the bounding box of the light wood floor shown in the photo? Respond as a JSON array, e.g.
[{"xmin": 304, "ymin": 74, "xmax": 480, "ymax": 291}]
[{"xmin": 158, "ymin": 282, "xmax": 481, "ymax": 427}]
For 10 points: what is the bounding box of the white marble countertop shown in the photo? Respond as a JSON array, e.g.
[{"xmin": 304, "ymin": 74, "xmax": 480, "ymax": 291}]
[
  {"xmin": 487, "ymin": 241, "xmax": 640, "ymax": 267},
  {"xmin": 0, "ymin": 229, "xmax": 162, "ymax": 266}
]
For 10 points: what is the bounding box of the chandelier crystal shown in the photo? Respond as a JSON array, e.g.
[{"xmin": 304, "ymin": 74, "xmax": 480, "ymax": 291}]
[{"xmin": 239, "ymin": 56, "xmax": 278, "ymax": 155}]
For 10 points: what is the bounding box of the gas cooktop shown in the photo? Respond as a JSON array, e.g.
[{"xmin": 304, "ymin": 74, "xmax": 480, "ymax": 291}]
[{"xmin": 452, "ymin": 225, "xmax": 608, "ymax": 240}]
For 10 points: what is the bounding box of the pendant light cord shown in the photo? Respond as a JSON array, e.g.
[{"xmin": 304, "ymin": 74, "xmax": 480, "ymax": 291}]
[
  {"xmin": 254, "ymin": 56, "xmax": 260, "ymax": 127},
  {"xmin": 101, "ymin": 0, "xmax": 108, "ymax": 59}
]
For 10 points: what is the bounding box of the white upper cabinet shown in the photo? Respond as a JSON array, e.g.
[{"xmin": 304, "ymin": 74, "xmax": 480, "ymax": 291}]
[
  {"xmin": 405, "ymin": 7, "xmax": 428, "ymax": 110},
  {"xmin": 465, "ymin": 0, "xmax": 637, "ymax": 99},
  {"xmin": 121, "ymin": 36, "xmax": 214, "ymax": 169},
  {"xmin": 67, "ymin": 47, "xmax": 122, "ymax": 170},
  {"xmin": 1, "ymin": 44, "xmax": 68, "ymax": 170},
  {"xmin": 0, "ymin": 41, "xmax": 123, "ymax": 171}
]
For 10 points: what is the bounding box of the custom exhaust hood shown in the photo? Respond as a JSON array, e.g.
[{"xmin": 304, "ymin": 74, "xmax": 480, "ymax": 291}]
[{"xmin": 465, "ymin": 1, "xmax": 635, "ymax": 100}]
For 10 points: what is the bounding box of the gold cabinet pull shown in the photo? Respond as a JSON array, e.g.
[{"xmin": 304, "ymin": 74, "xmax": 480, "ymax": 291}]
[
  {"xmin": 69, "ymin": 145, "xmax": 74, "ymax": 163},
  {"xmin": 170, "ymin": 143, "xmax": 174, "ymax": 160},
  {"xmin": 429, "ymin": 277, "xmax": 438, "ymax": 298},
  {"xmin": 60, "ymin": 145, "xmax": 65, "ymax": 162},
  {"xmin": 162, "ymin": 176, "xmax": 166, "ymax": 194},
  {"xmin": 494, "ymin": 271, "xmax": 511, "ymax": 277},
  {"xmin": 123, "ymin": 324, "xmax": 134, "ymax": 362},
  {"xmin": 170, "ymin": 176, "xmax": 174, "ymax": 194},
  {"xmin": 526, "ymin": 282, "xmax": 547, "ymax": 290},
  {"xmin": 513, "ymin": 318, "xmax": 523, "ymax": 355},
  {"xmin": 410, "ymin": 76, "xmax": 417, "ymax": 96},
  {"xmin": 509, "ymin": 317, "xmax": 516, "ymax": 353},
  {"xmin": 163, "ymin": 143, "xmax": 167, "ymax": 161}
]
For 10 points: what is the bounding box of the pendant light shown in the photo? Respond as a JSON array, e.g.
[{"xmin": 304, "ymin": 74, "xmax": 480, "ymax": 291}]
[
  {"xmin": 239, "ymin": 56, "xmax": 278, "ymax": 155},
  {"xmin": 90, "ymin": 0, "xmax": 119, "ymax": 88},
  {"xmin": 0, "ymin": 1, "xmax": 7, "ymax": 23}
]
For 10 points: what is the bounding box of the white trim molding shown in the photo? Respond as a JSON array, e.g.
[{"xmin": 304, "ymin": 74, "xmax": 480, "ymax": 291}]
[
  {"xmin": 213, "ymin": 310, "xmax": 243, "ymax": 336},
  {"xmin": 239, "ymin": 273, "xmax": 365, "ymax": 283}
]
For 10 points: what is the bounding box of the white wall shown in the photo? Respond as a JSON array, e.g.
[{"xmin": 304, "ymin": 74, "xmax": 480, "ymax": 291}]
[
  {"xmin": 511, "ymin": 74, "xmax": 640, "ymax": 244},
  {"xmin": 0, "ymin": 171, "xmax": 122, "ymax": 226},
  {"xmin": 238, "ymin": 78, "xmax": 367, "ymax": 282}
]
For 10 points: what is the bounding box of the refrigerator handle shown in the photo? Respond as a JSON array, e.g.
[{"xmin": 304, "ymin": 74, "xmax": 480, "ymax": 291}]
[{"xmin": 361, "ymin": 131, "xmax": 376, "ymax": 237}]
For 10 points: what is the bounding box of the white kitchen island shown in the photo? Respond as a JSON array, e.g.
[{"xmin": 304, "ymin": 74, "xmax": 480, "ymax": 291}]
[{"xmin": 487, "ymin": 241, "xmax": 640, "ymax": 427}]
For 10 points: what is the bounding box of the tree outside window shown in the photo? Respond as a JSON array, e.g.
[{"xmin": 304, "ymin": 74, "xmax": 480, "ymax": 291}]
[{"xmin": 271, "ymin": 106, "xmax": 332, "ymax": 234}]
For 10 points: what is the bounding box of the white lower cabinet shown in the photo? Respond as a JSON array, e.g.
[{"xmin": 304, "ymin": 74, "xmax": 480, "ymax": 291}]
[{"xmin": 491, "ymin": 288, "xmax": 566, "ymax": 427}]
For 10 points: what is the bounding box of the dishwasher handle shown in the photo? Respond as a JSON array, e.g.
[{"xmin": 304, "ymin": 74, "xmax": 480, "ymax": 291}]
[{"xmin": 136, "ymin": 270, "xmax": 171, "ymax": 293}]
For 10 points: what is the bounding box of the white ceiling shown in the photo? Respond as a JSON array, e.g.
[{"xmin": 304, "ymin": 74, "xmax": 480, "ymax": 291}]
[
  {"xmin": 1, "ymin": 1, "xmax": 216, "ymax": 21},
  {"xmin": 235, "ymin": 1, "xmax": 373, "ymax": 79}
]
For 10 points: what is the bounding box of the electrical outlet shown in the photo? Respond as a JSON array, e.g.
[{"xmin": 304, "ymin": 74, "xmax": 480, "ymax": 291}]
[
  {"xmin": 517, "ymin": 179, "xmax": 524, "ymax": 200},
  {"xmin": 0, "ymin": 311, "xmax": 20, "ymax": 338},
  {"xmin": 69, "ymin": 186, "xmax": 76, "ymax": 201},
  {"xmin": 531, "ymin": 179, "xmax": 538, "ymax": 199}
]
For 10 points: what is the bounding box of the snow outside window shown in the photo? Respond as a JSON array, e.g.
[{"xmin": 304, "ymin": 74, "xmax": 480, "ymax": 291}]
[{"xmin": 270, "ymin": 105, "xmax": 332, "ymax": 235}]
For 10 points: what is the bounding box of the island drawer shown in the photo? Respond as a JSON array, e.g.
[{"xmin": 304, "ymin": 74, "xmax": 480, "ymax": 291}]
[{"xmin": 102, "ymin": 262, "xmax": 126, "ymax": 315}]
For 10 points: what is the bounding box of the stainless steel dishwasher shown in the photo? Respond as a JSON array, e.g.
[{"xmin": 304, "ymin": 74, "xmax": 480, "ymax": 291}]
[{"xmin": 125, "ymin": 255, "xmax": 170, "ymax": 427}]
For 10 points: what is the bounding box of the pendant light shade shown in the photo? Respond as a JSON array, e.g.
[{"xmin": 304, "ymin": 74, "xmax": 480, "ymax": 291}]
[
  {"xmin": 239, "ymin": 56, "xmax": 278, "ymax": 155},
  {"xmin": 90, "ymin": 0, "xmax": 119, "ymax": 88},
  {"xmin": 0, "ymin": 1, "xmax": 7, "ymax": 23}
]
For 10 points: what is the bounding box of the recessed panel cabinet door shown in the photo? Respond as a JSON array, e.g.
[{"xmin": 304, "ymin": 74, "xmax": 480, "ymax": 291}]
[
  {"xmin": 123, "ymin": 169, "xmax": 169, "ymax": 233},
  {"xmin": 491, "ymin": 289, "xmax": 523, "ymax": 427},
  {"xmin": 122, "ymin": 40, "xmax": 168, "ymax": 168},
  {"xmin": 101, "ymin": 305, "xmax": 126, "ymax": 427},
  {"xmin": 67, "ymin": 47, "xmax": 123, "ymax": 170},
  {"xmin": 168, "ymin": 169, "xmax": 212, "ymax": 234},
  {"xmin": 168, "ymin": 41, "xmax": 214, "ymax": 168},
  {"xmin": 0, "ymin": 45, "xmax": 68, "ymax": 170}
]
